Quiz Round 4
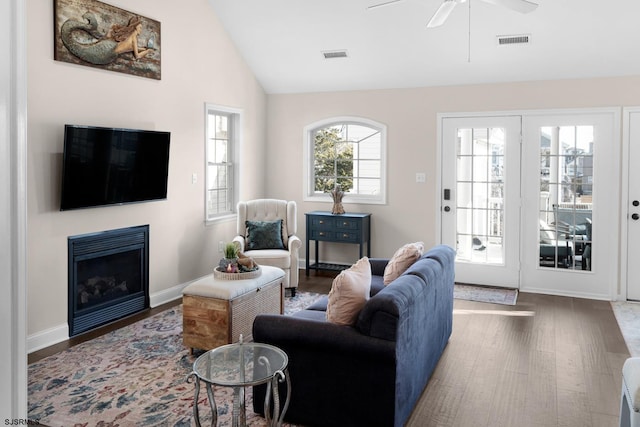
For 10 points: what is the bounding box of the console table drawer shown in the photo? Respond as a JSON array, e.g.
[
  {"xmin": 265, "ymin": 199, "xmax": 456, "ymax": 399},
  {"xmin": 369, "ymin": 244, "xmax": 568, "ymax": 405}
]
[
  {"xmin": 335, "ymin": 231, "xmax": 360, "ymax": 243},
  {"xmin": 310, "ymin": 229, "xmax": 335, "ymax": 240},
  {"xmin": 310, "ymin": 217, "xmax": 335, "ymax": 230},
  {"xmin": 335, "ymin": 218, "xmax": 361, "ymax": 231}
]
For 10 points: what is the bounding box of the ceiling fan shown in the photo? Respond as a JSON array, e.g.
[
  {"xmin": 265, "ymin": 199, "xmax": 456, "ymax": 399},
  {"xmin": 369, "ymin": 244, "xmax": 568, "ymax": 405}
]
[{"xmin": 368, "ymin": 0, "xmax": 539, "ymax": 28}]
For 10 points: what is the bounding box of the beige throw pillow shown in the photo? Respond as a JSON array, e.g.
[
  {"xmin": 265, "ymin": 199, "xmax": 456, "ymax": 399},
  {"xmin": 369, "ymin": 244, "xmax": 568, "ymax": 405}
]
[
  {"xmin": 383, "ymin": 242, "xmax": 425, "ymax": 285},
  {"xmin": 326, "ymin": 257, "xmax": 372, "ymax": 326}
]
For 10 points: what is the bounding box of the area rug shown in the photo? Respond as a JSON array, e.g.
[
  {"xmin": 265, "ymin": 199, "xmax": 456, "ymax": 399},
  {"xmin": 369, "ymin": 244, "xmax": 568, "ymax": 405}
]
[
  {"xmin": 28, "ymin": 292, "xmax": 323, "ymax": 427},
  {"xmin": 454, "ymin": 283, "xmax": 518, "ymax": 305}
]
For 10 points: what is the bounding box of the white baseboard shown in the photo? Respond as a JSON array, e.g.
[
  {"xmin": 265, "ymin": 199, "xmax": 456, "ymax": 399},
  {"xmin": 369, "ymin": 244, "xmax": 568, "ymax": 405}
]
[
  {"xmin": 150, "ymin": 281, "xmax": 187, "ymax": 308},
  {"xmin": 27, "ymin": 324, "xmax": 70, "ymax": 354},
  {"xmin": 27, "ymin": 276, "xmax": 207, "ymax": 354}
]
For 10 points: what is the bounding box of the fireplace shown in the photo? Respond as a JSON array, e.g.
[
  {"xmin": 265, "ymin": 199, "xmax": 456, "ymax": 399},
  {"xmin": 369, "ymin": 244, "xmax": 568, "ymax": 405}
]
[{"xmin": 68, "ymin": 225, "xmax": 150, "ymax": 336}]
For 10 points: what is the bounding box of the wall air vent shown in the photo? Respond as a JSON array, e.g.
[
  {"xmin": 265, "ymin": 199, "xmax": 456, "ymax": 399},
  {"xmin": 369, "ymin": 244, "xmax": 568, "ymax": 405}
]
[
  {"xmin": 322, "ymin": 50, "xmax": 348, "ymax": 59},
  {"xmin": 497, "ymin": 34, "xmax": 531, "ymax": 46}
]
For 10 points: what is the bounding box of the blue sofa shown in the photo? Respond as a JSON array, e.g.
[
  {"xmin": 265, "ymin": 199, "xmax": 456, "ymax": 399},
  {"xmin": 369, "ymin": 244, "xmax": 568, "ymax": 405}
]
[{"xmin": 252, "ymin": 244, "xmax": 456, "ymax": 427}]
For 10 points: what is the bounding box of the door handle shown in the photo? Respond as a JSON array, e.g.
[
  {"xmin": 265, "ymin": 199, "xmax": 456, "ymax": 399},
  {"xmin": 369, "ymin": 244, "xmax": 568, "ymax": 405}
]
[
  {"xmin": 633, "ymin": 213, "xmax": 640, "ymax": 221},
  {"xmin": 444, "ymin": 206, "xmax": 451, "ymax": 212}
]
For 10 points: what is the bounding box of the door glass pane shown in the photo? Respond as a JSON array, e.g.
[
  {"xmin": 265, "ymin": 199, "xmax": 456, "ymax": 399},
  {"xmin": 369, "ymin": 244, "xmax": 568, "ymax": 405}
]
[
  {"xmin": 455, "ymin": 128, "xmax": 505, "ymax": 264},
  {"xmin": 538, "ymin": 126, "xmax": 593, "ymax": 270}
]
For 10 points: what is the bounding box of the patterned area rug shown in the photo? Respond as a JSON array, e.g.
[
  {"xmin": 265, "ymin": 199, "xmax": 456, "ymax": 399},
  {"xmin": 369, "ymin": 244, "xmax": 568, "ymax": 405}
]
[
  {"xmin": 454, "ymin": 283, "xmax": 518, "ymax": 305},
  {"xmin": 28, "ymin": 292, "xmax": 323, "ymax": 427}
]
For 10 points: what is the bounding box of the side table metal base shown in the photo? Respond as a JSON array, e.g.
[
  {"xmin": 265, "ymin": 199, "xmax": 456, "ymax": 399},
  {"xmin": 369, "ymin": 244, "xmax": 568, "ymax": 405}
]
[
  {"xmin": 188, "ymin": 339, "xmax": 290, "ymax": 427},
  {"xmin": 187, "ymin": 366, "xmax": 290, "ymax": 427}
]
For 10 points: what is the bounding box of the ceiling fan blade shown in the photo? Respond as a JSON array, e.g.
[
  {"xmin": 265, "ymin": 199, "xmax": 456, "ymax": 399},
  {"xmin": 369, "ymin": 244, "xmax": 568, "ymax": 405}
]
[
  {"xmin": 426, "ymin": 0, "xmax": 463, "ymax": 28},
  {"xmin": 367, "ymin": 0, "xmax": 405, "ymax": 10},
  {"xmin": 481, "ymin": 0, "xmax": 538, "ymax": 13}
]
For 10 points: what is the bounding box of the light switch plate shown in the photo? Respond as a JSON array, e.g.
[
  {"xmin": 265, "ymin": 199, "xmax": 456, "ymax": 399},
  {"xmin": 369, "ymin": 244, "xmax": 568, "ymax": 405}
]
[{"xmin": 416, "ymin": 172, "xmax": 426, "ymax": 183}]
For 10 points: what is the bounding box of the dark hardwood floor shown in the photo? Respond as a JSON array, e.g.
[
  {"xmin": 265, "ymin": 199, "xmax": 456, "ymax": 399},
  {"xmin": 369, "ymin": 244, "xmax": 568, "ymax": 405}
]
[
  {"xmin": 407, "ymin": 292, "xmax": 627, "ymax": 427},
  {"xmin": 29, "ymin": 271, "xmax": 628, "ymax": 427}
]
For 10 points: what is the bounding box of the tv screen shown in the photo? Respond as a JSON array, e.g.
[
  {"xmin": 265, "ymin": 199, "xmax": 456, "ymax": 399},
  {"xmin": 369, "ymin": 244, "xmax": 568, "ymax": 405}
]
[{"xmin": 60, "ymin": 125, "xmax": 171, "ymax": 211}]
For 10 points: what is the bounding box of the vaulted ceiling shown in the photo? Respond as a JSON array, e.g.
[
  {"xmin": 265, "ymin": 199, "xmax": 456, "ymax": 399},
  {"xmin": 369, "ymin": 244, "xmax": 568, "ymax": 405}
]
[{"xmin": 208, "ymin": 0, "xmax": 640, "ymax": 94}]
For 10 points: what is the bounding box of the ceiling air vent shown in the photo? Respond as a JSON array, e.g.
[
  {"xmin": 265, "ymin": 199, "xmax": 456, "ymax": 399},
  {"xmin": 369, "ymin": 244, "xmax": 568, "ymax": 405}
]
[
  {"xmin": 322, "ymin": 50, "xmax": 348, "ymax": 59},
  {"xmin": 497, "ymin": 34, "xmax": 531, "ymax": 46}
]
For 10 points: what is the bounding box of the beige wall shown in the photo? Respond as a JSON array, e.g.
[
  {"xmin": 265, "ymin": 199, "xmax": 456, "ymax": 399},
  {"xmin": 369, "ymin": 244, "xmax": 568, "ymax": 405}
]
[
  {"xmin": 27, "ymin": 0, "xmax": 267, "ymax": 337},
  {"xmin": 26, "ymin": 0, "xmax": 640, "ymax": 340},
  {"xmin": 266, "ymin": 77, "xmax": 640, "ymax": 263}
]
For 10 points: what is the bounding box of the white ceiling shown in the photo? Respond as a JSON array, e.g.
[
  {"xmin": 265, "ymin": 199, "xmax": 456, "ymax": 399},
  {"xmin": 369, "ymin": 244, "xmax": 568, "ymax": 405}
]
[{"xmin": 207, "ymin": 0, "xmax": 640, "ymax": 94}]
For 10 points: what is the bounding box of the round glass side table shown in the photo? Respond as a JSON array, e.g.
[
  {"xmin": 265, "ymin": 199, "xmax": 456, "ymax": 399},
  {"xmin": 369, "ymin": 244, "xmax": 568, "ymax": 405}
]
[{"xmin": 187, "ymin": 336, "xmax": 290, "ymax": 427}]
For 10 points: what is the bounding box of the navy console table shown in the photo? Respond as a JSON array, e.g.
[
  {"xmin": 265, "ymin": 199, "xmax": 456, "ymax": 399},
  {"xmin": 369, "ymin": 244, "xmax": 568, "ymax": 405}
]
[{"xmin": 305, "ymin": 211, "xmax": 371, "ymax": 275}]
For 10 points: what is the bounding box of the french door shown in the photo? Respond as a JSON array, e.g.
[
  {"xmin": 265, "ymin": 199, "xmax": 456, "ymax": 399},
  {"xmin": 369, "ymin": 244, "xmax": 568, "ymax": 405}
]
[
  {"xmin": 441, "ymin": 116, "xmax": 521, "ymax": 287},
  {"xmin": 519, "ymin": 111, "xmax": 619, "ymax": 299},
  {"xmin": 440, "ymin": 110, "xmax": 619, "ymax": 299}
]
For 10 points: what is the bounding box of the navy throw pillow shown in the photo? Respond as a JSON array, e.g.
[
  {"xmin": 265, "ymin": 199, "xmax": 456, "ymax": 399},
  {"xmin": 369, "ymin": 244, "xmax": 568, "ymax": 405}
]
[{"xmin": 246, "ymin": 219, "xmax": 285, "ymax": 250}]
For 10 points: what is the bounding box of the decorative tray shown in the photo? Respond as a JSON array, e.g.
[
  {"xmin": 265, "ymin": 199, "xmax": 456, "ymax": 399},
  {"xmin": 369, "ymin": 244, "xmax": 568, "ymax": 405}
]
[{"xmin": 213, "ymin": 266, "xmax": 261, "ymax": 280}]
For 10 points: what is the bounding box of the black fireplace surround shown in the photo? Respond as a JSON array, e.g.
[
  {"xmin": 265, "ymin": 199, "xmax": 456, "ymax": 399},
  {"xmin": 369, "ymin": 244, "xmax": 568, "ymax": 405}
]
[{"xmin": 68, "ymin": 225, "xmax": 150, "ymax": 336}]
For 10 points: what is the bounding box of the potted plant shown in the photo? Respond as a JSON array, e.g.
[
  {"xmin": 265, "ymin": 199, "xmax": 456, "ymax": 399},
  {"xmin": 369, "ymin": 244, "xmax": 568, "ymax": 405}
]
[
  {"xmin": 224, "ymin": 242, "xmax": 239, "ymax": 259},
  {"xmin": 219, "ymin": 242, "xmax": 239, "ymax": 272}
]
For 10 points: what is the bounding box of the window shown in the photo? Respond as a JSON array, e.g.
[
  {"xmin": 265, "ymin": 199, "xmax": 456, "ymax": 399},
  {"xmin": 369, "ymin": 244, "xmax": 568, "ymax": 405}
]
[
  {"xmin": 205, "ymin": 104, "xmax": 241, "ymax": 221},
  {"xmin": 303, "ymin": 117, "xmax": 386, "ymax": 204},
  {"xmin": 538, "ymin": 125, "xmax": 593, "ymax": 270}
]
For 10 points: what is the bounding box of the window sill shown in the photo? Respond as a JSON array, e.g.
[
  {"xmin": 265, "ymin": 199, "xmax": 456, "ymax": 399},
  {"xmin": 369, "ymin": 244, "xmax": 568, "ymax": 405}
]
[{"xmin": 205, "ymin": 213, "xmax": 237, "ymax": 227}]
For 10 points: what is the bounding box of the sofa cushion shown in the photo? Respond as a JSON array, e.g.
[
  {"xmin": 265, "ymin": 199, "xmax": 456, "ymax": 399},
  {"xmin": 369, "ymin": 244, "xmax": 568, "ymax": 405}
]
[
  {"xmin": 383, "ymin": 242, "xmax": 425, "ymax": 285},
  {"xmin": 245, "ymin": 219, "xmax": 285, "ymax": 250},
  {"xmin": 326, "ymin": 257, "xmax": 372, "ymax": 325}
]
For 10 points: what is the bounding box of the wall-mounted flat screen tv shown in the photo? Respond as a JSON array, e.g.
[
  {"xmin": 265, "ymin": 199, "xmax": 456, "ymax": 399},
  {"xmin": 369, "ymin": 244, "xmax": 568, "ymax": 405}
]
[{"xmin": 60, "ymin": 125, "xmax": 171, "ymax": 211}]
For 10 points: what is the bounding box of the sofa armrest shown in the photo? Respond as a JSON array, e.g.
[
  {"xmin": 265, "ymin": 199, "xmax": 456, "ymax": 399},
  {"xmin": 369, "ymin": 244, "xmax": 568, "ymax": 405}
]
[
  {"xmin": 252, "ymin": 314, "xmax": 396, "ymax": 426},
  {"xmin": 369, "ymin": 258, "xmax": 389, "ymax": 277}
]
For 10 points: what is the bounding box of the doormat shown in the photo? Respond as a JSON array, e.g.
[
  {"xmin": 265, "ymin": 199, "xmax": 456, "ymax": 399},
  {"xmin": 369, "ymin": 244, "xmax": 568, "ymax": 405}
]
[{"xmin": 454, "ymin": 283, "xmax": 518, "ymax": 305}]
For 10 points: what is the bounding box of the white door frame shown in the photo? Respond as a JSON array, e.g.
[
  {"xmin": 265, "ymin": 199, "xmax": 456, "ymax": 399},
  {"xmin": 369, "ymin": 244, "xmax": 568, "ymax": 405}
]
[
  {"xmin": 436, "ymin": 108, "xmax": 621, "ymax": 300},
  {"xmin": 621, "ymin": 107, "xmax": 640, "ymax": 301},
  {"xmin": 1, "ymin": 0, "xmax": 28, "ymax": 417},
  {"xmin": 519, "ymin": 108, "xmax": 620, "ymax": 300}
]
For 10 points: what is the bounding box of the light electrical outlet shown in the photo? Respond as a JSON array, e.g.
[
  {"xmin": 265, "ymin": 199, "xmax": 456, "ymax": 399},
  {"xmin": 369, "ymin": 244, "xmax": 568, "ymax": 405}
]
[
  {"xmin": 218, "ymin": 241, "xmax": 224, "ymax": 252},
  {"xmin": 416, "ymin": 172, "xmax": 426, "ymax": 183},
  {"xmin": 192, "ymin": 173, "xmax": 198, "ymax": 184}
]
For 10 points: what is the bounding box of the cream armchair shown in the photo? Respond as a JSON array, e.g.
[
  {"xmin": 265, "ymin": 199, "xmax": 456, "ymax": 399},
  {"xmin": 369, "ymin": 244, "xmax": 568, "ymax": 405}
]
[{"xmin": 233, "ymin": 199, "xmax": 302, "ymax": 295}]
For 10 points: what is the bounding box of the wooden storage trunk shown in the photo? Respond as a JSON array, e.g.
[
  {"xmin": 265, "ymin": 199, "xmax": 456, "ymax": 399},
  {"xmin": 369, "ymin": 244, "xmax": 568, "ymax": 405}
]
[{"xmin": 182, "ymin": 271, "xmax": 283, "ymax": 352}]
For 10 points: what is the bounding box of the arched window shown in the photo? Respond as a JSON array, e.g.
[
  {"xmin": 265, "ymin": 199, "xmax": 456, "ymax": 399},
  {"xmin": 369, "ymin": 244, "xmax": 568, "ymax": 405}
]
[{"xmin": 303, "ymin": 117, "xmax": 387, "ymax": 204}]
